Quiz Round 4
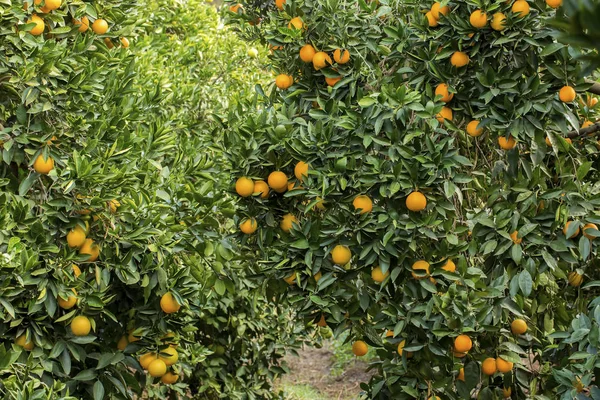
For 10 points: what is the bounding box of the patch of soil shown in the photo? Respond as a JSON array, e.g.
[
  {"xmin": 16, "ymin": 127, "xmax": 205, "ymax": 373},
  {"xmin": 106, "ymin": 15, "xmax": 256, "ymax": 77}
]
[{"xmin": 278, "ymin": 342, "xmax": 373, "ymax": 400}]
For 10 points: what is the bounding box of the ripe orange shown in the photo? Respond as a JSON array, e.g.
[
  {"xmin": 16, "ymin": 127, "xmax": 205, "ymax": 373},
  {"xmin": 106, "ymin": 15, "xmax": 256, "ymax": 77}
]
[
  {"xmin": 559, "ymin": 85, "xmax": 576, "ymax": 102},
  {"xmin": 385, "ymin": 329, "xmax": 394, "ymax": 337},
  {"xmin": 92, "ymin": 19, "xmax": 108, "ymax": 34},
  {"xmin": 284, "ymin": 272, "xmax": 296, "ymax": 285},
  {"xmin": 229, "ymin": 4, "xmax": 242, "ymax": 12},
  {"xmin": 563, "ymin": 220, "xmax": 580, "ymax": 239},
  {"xmin": 491, "ymin": 12, "xmax": 506, "ymax": 31},
  {"xmin": 288, "ymin": 17, "xmax": 304, "ymax": 30},
  {"xmin": 27, "ymin": 14, "xmax": 45, "ymax": 36},
  {"xmin": 502, "ymin": 387, "xmax": 512, "ymax": 398},
  {"xmin": 159, "ymin": 347, "xmax": 178, "ymax": 366},
  {"xmin": 441, "ymin": 259, "xmax": 456, "ymax": 273},
  {"xmin": 67, "ymin": 225, "xmax": 87, "ymax": 248},
  {"xmin": 268, "ymin": 171, "xmax": 288, "ymax": 191},
  {"xmin": 120, "ymin": 37, "xmax": 130, "ymax": 48},
  {"xmin": 312, "ymin": 52, "xmax": 332, "ymax": 70},
  {"xmin": 511, "ymin": 319, "xmax": 527, "ymax": 334},
  {"xmin": 73, "ymin": 16, "xmax": 90, "ymax": 32},
  {"xmin": 470, "ymin": 10, "xmax": 487, "ymax": 28},
  {"xmin": 317, "ymin": 314, "xmax": 327, "ymax": 327},
  {"xmin": 148, "ymin": 359, "xmax": 167, "ymax": 377},
  {"xmin": 546, "ymin": 0, "xmax": 562, "ymax": 7},
  {"xmin": 397, "ymin": 340, "xmax": 413, "ymax": 358},
  {"xmin": 333, "ymin": 49, "xmax": 350, "ymax": 64},
  {"xmin": 275, "ymin": 74, "xmax": 293, "ymax": 90},
  {"xmin": 72, "ymin": 264, "xmax": 81, "ymax": 277},
  {"xmin": 325, "ymin": 76, "xmax": 341, "ymax": 87},
  {"xmin": 482, "ymin": 357, "xmax": 497, "ymax": 375},
  {"xmin": 436, "ymin": 106, "xmax": 453, "ymax": 123},
  {"xmin": 139, "ymin": 352, "xmax": 157, "ymax": 369},
  {"xmin": 352, "ymin": 340, "xmax": 368, "ymax": 356},
  {"xmin": 331, "ymin": 245, "xmax": 351, "ymax": 265},
  {"xmin": 253, "ymin": 180, "xmax": 269, "ymax": 199},
  {"xmin": 457, "ymin": 367, "xmax": 465, "ymax": 381},
  {"xmin": 431, "ymin": 2, "xmax": 450, "ymax": 19},
  {"xmin": 71, "ymin": 315, "xmax": 91, "ymax": 336},
  {"xmin": 294, "ymin": 161, "xmax": 309, "ymax": 181},
  {"xmin": 239, "ymin": 218, "xmax": 258, "ymax": 234},
  {"xmin": 235, "ymin": 177, "xmax": 254, "ymax": 197},
  {"xmin": 587, "ymin": 96, "xmax": 598, "ymax": 107},
  {"xmin": 450, "ymin": 51, "xmax": 469, "ymax": 67},
  {"xmin": 512, "ymin": 0, "xmax": 530, "ymax": 17},
  {"xmin": 498, "ymin": 135, "xmax": 516, "ymax": 150},
  {"xmin": 117, "ymin": 335, "xmax": 128, "ymax": 351},
  {"xmin": 582, "ymin": 120, "xmax": 594, "ymax": 128},
  {"xmin": 371, "ymin": 266, "xmax": 389, "ymax": 283},
  {"xmin": 435, "ymin": 83, "xmax": 453, "ymax": 103},
  {"xmin": 453, "ymin": 334, "xmax": 472, "ymax": 353},
  {"xmin": 42, "ymin": 0, "xmax": 61, "ymax": 11},
  {"xmin": 496, "ymin": 357, "xmax": 514, "ymax": 373},
  {"xmin": 353, "ymin": 195, "xmax": 373, "ymax": 214},
  {"xmin": 15, "ymin": 334, "xmax": 35, "ymax": 351},
  {"xmin": 299, "ymin": 44, "xmax": 316, "ymax": 63},
  {"xmin": 160, "ymin": 292, "xmax": 181, "ymax": 314},
  {"xmin": 466, "ymin": 120, "xmax": 483, "ymax": 137},
  {"xmin": 454, "ymin": 351, "xmax": 467, "ymax": 358},
  {"xmin": 411, "ymin": 260, "xmax": 430, "ymax": 279},
  {"xmin": 275, "ymin": 0, "xmax": 285, "ymax": 10},
  {"xmin": 79, "ymin": 238, "xmax": 100, "ymax": 261},
  {"xmin": 33, "ymin": 154, "xmax": 54, "ymax": 174},
  {"xmin": 510, "ymin": 230, "xmax": 522, "ymax": 244},
  {"xmin": 406, "ymin": 191, "xmax": 427, "ymax": 211},
  {"xmin": 280, "ymin": 213, "xmax": 298, "ymax": 232},
  {"xmin": 568, "ymin": 271, "xmax": 583, "ymax": 287},
  {"xmin": 104, "ymin": 38, "xmax": 115, "ymax": 49},
  {"xmin": 58, "ymin": 289, "xmax": 77, "ymax": 309},
  {"xmin": 583, "ymin": 223, "xmax": 598, "ymax": 240},
  {"xmin": 108, "ymin": 199, "xmax": 120, "ymax": 213},
  {"xmin": 161, "ymin": 371, "xmax": 179, "ymax": 384},
  {"xmin": 314, "ymin": 272, "xmax": 322, "ymax": 282},
  {"xmin": 426, "ymin": 12, "xmax": 438, "ymax": 27}
]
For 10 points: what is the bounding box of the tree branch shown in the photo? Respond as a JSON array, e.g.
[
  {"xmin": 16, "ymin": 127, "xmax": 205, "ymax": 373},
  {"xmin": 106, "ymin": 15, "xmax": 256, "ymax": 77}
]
[
  {"xmin": 566, "ymin": 122, "xmax": 600, "ymax": 138},
  {"xmin": 585, "ymin": 80, "xmax": 600, "ymax": 95}
]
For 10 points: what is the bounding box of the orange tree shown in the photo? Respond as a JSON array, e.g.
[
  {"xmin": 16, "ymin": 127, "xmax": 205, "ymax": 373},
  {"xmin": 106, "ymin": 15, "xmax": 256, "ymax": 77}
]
[
  {"xmin": 223, "ymin": 0, "xmax": 600, "ymax": 398},
  {"xmin": 0, "ymin": 1, "xmax": 296, "ymax": 399}
]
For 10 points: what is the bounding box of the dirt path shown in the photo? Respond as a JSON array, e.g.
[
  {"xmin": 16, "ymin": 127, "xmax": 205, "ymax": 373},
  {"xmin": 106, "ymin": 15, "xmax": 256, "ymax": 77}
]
[{"xmin": 277, "ymin": 343, "xmax": 373, "ymax": 400}]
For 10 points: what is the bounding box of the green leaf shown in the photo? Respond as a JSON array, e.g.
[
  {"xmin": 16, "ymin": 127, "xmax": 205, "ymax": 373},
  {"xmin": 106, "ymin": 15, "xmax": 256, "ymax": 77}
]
[{"xmin": 519, "ymin": 270, "xmax": 533, "ymax": 297}]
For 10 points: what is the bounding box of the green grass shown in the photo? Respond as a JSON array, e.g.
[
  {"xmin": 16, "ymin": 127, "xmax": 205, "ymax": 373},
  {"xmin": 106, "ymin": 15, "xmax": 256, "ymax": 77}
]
[{"xmin": 279, "ymin": 383, "xmax": 329, "ymax": 400}]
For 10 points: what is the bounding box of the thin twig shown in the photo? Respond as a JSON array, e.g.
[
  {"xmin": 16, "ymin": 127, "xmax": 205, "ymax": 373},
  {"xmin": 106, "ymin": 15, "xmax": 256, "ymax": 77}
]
[
  {"xmin": 585, "ymin": 80, "xmax": 600, "ymax": 95},
  {"xmin": 566, "ymin": 122, "xmax": 600, "ymax": 138}
]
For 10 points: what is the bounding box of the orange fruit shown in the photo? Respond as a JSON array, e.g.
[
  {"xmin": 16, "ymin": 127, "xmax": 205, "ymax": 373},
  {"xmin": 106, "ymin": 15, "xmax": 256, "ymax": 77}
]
[
  {"xmin": 510, "ymin": 230, "xmax": 522, "ymax": 244},
  {"xmin": 275, "ymin": 0, "xmax": 285, "ymax": 10},
  {"xmin": 491, "ymin": 12, "xmax": 506, "ymax": 31},
  {"xmin": 333, "ymin": 49, "xmax": 350, "ymax": 64},
  {"xmin": 33, "ymin": 154, "xmax": 54, "ymax": 174},
  {"xmin": 58, "ymin": 289, "xmax": 77, "ymax": 309},
  {"xmin": 288, "ymin": 17, "xmax": 304, "ymax": 30},
  {"xmin": 582, "ymin": 120, "xmax": 594, "ymax": 128},
  {"xmin": 435, "ymin": 83, "xmax": 453, "ymax": 103},
  {"xmin": 27, "ymin": 14, "xmax": 45, "ymax": 36},
  {"xmin": 470, "ymin": 10, "xmax": 487, "ymax": 28},
  {"xmin": 239, "ymin": 218, "xmax": 257, "ymax": 234},
  {"xmin": 275, "ymin": 74, "xmax": 293, "ymax": 90},
  {"xmin": 139, "ymin": 352, "xmax": 157, "ymax": 369},
  {"xmin": 583, "ymin": 223, "xmax": 598, "ymax": 240},
  {"xmin": 568, "ymin": 271, "xmax": 583, "ymax": 287},
  {"xmin": 450, "ymin": 51, "xmax": 469, "ymax": 67},
  {"xmin": 294, "ymin": 161, "xmax": 309, "ymax": 181},
  {"xmin": 385, "ymin": 329, "xmax": 394, "ymax": 337},
  {"xmin": 15, "ymin": 334, "xmax": 34, "ymax": 351},
  {"xmin": 482, "ymin": 357, "xmax": 497, "ymax": 375},
  {"xmin": 268, "ymin": 171, "xmax": 288, "ymax": 191},
  {"xmin": 466, "ymin": 120, "xmax": 483, "ymax": 137},
  {"xmin": 496, "ymin": 357, "xmax": 514, "ymax": 373},
  {"xmin": 160, "ymin": 292, "xmax": 181, "ymax": 314},
  {"xmin": 453, "ymin": 334, "xmax": 472, "ymax": 353},
  {"xmin": 117, "ymin": 335, "xmax": 128, "ymax": 351},
  {"xmin": 441, "ymin": 259, "xmax": 456, "ymax": 273},
  {"xmin": 120, "ymin": 37, "xmax": 130, "ymax": 48},
  {"xmin": 436, "ymin": 106, "xmax": 453, "ymax": 123},
  {"xmin": 352, "ymin": 340, "xmax": 368, "ymax": 356},
  {"xmin": 161, "ymin": 371, "xmax": 179, "ymax": 384},
  {"xmin": 426, "ymin": 12, "xmax": 438, "ymax": 27},
  {"xmin": 71, "ymin": 315, "xmax": 91, "ymax": 336},
  {"xmin": 397, "ymin": 339, "xmax": 413, "ymax": 358},
  {"xmin": 502, "ymin": 387, "xmax": 512, "ymax": 398},
  {"xmin": 371, "ymin": 266, "xmax": 389, "ymax": 283},
  {"xmin": 91, "ymin": 19, "xmax": 108, "ymax": 34},
  {"xmin": 411, "ymin": 260, "xmax": 430, "ymax": 279},
  {"xmin": 511, "ymin": 319, "xmax": 527, "ymax": 334},
  {"xmin": 498, "ymin": 135, "xmax": 516, "ymax": 150},
  {"xmin": 431, "ymin": 2, "xmax": 450, "ymax": 19},
  {"xmin": 253, "ymin": 180, "xmax": 269, "ymax": 199},
  {"xmin": 280, "ymin": 213, "xmax": 298, "ymax": 232},
  {"xmin": 559, "ymin": 85, "xmax": 576, "ymax": 102},
  {"xmin": 587, "ymin": 96, "xmax": 598, "ymax": 107},
  {"xmin": 512, "ymin": 0, "xmax": 530, "ymax": 17},
  {"xmin": 72, "ymin": 264, "xmax": 81, "ymax": 277},
  {"xmin": 406, "ymin": 191, "xmax": 427, "ymax": 211},
  {"xmin": 67, "ymin": 225, "xmax": 87, "ymax": 248},
  {"xmin": 148, "ymin": 359, "xmax": 167, "ymax": 378},
  {"xmin": 235, "ymin": 177, "xmax": 254, "ymax": 197},
  {"xmin": 325, "ymin": 76, "xmax": 341, "ymax": 87},
  {"xmin": 312, "ymin": 52, "xmax": 332, "ymax": 70},
  {"xmin": 229, "ymin": 4, "xmax": 242, "ymax": 12},
  {"xmin": 546, "ymin": 0, "xmax": 562, "ymax": 7},
  {"xmin": 331, "ymin": 245, "xmax": 351, "ymax": 265},
  {"xmin": 299, "ymin": 44, "xmax": 316, "ymax": 63},
  {"xmin": 79, "ymin": 238, "xmax": 100, "ymax": 261},
  {"xmin": 108, "ymin": 199, "xmax": 120, "ymax": 214},
  {"xmin": 73, "ymin": 16, "xmax": 89, "ymax": 32},
  {"xmin": 159, "ymin": 347, "xmax": 178, "ymax": 366},
  {"xmin": 284, "ymin": 272, "xmax": 296, "ymax": 285},
  {"xmin": 314, "ymin": 272, "xmax": 322, "ymax": 282},
  {"xmin": 353, "ymin": 195, "xmax": 373, "ymax": 214},
  {"xmin": 563, "ymin": 220, "xmax": 580, "ymax": 239},
  {"xmin": 457, "ymin": 367, "xmax": 465, "ymax": 381}
]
